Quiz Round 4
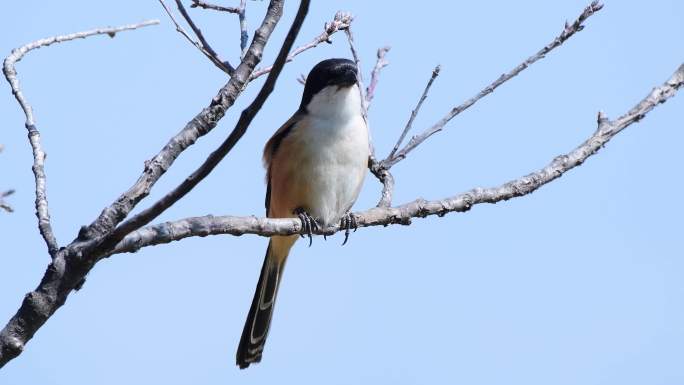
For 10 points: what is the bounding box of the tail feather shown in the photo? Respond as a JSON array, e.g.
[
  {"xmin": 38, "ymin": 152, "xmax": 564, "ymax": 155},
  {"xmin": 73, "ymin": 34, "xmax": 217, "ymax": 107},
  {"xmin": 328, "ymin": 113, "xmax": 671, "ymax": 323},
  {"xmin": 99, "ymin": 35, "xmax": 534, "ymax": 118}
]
[{"xmin": 236, "ymin": 241, "xmax": 285, "ymax": 369}]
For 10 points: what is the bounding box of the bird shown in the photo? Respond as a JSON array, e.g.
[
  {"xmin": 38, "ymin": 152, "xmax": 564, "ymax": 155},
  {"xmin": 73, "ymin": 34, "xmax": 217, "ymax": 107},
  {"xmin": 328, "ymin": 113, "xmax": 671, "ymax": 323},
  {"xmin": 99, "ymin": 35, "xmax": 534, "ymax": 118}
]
[{"xmin": 236, "ymin": 58, "xmax": 369, "ymax": 369}]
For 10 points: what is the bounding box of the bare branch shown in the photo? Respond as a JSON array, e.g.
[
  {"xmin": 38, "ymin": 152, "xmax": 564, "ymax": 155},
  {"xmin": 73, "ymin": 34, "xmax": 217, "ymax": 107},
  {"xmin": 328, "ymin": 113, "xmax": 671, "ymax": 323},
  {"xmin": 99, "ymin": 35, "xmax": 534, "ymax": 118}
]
[
  {"xmin": 369, "ymin": 158, "xmax": 394, "ymax": 208},
  {"xmin": 387, "ymin": 65, "xmax": 441, "ymax": 161},
  {"xmin": 0, "ymin": 0, "xmax": 289, "ymax": 368},
  {"xmin": 111, "ymin": 62, "xmax": 684, "ymax": 254},
  {"xmin": 238, "ymin": 0, "xmax": 248, "ymax": 57},
  {"xmin": 80, "ymin": 2, "xmax": 285, "ymax": 242},
  {"xmin": 190, "ymin": 0, "xmax": 240, "ymax": 13},
  {"xmin": 250, "ymin": 11, "xmax": 353, "ymax": 80},
  {"xmin": 0, "ymin": 189, "xmax": 14, "ymax": 213},
  {"xmin": 0, "ymin": 145, "xmax": 12, "ymax": 213},
  {"xmin": 103, "ymin": 0, "xmax": 311, "ymax": 248},
  {"xmin": 382, "ymin": 1, "xmax": 604, "ymax": 169},
  {"xmin": 158, "ymin": 0, "xmax": 235, "ymax": 74},
  {"xmin": 190, "ymin": 0, "xmax": 248, "ymax": 56},
  {"xmin": 343, "ymin": 24, "xmax": 367, "ymax": 118},
  {"xmin": 2, "ymin": 19, "xmax": 159, "ymax": 256},
  {"xmin": 365, "ymin": 46, "xmax": 390, "ymax": 110}
]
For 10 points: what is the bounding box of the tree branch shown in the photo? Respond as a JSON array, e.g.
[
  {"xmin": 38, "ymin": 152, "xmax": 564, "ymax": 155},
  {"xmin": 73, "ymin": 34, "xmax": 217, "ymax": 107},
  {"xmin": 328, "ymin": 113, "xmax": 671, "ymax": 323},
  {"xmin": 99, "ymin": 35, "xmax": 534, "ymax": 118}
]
[
  {"xmin": 111, "ymin": 62, "xmax": 684, "ymax": 254},
  {"xmin": 102, "ymin": 0, "xmax": 311, "ymax": 250},
  {"xmin": 2, "ymin": 19, "xmax": 159, "ymax": 257},
  {"xmin": 80, "ymin": 1, "xmax": 284, "ymax": 242},
  {"xmin": 387, "ymin": 65, "xmax": 440, "ymax": 161},
  {"xmin": 249, "ymin": 11, "xmax": 352, "ymax": 80},
  {"xmin": 365, "ymin": 46, "xmax": 390, "ymax": 111},
  {"xmin": 238, "ymin": 0, "xmax": 248, "ymax": 57},
  {"xmin": 158, "ymin": 0, "xmax": 235, "ymax": 75},
  {"xmin": 381, "ymin": 1, "xmax": 604, "ymax": 170},
  {"xmin": 0, "ymin": 145, "xmax": 13, "ymax": 213},
  {"xmin": 0, "ymin": 190, "xmax": 14, "ymax": 213},
  {"xmin": 343, "ymin": 23, "xmax": 368, "ymax": 119},
  {"xmin": 189, "ymin": 0, "xmax": 248, "ymax": 56},
  {"xmin": 191, "ymin": 0, "xmax": 240, "ymax": 13},
  {"xmin": 0, "ymin": 0, "xmax": 290, "ymax": 368}
]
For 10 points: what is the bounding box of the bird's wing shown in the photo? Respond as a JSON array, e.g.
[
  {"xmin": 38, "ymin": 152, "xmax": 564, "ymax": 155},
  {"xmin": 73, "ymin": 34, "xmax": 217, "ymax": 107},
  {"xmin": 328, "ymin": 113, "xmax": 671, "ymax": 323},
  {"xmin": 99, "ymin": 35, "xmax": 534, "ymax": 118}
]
[{"xmin": 263, "ymin": 112, "xmax": 301, "ymax": 214}]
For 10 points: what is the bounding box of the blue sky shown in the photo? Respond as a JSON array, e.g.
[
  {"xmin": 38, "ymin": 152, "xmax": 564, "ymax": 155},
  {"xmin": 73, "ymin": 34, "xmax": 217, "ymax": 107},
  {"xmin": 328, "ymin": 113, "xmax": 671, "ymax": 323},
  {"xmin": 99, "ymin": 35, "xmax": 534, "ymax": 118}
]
[{"xmin": 1, "ymin": 1, "xmax": 683, "ymax": 384}]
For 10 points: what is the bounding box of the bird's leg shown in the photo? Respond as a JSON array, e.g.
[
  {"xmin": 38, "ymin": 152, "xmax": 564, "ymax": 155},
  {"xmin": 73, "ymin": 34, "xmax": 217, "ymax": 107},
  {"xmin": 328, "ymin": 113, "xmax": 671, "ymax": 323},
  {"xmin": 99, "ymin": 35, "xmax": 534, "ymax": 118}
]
[
  {"xmin": 340, "ymin": 211, "xmax": 358, "ymax": 246},
  {"xmin": 294, "ymin": 207, "xmax": 319, "ymax": 247}
]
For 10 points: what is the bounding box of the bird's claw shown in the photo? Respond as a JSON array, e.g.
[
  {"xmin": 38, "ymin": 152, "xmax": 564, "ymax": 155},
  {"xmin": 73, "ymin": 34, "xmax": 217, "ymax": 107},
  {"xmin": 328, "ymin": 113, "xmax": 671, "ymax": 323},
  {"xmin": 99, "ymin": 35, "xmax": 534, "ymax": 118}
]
[
  {"xmin": 294, "ymin": 207, "xmax": 319, "ymax": 247},
  {"xmin": 340, "ymin": 212, "xmax": 358, "ymax": 246}
]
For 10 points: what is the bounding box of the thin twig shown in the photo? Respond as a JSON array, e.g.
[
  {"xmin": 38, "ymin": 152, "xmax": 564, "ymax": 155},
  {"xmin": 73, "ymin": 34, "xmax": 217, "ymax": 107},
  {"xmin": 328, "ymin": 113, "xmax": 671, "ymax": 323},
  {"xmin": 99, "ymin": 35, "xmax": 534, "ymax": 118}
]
[
  {"xmin": 250, "ymin": 11, "xmax": 353, "ymax": 80},
  {"xmin": 382, "ymin": 1, "xmax": 604, "ymax": 170},
  {"xmin": 2, "ymin": 19, "xmax": 159, "ymax": 256},
  {"xmin": 387, "ymin": 65, "xmax": 441, "ymax": 160},
  {"xmin": 0, "ymin": 145, "xmax": 12, "ymax": 213},
  {"xmin": 110, "ymin": 62, "xmax": 684, "ymax": 253},
  {"xmin": 158, "ymin": 0, "xmax": 234, "ymax": 74},
  {"xmin": 344, "ymin": 25, "xmax": 367, "ymax": 118},
  {"xmin": 365, "ymin": 46, "xmax": 390, "ymax": 110},
  {"xmin": 189, "ymin": 0, "xmax": 247, "ymax": 56},
  {"xmin": 238, "ymin": 0, "xmax": 248, "ymax": 57},
  {"xmin": 190, "ymin": 0, "xmax": 240, "ymax": 13},
  {"xmin": 0, "ymin": 189, "xmax": 14, "ymax": 213}
]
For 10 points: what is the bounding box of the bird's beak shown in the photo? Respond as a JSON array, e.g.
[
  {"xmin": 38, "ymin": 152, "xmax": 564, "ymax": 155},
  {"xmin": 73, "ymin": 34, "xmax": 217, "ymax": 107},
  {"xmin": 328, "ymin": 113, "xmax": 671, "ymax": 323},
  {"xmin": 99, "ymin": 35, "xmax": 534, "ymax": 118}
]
[{"xmin": 339, "ymin": 68, "xmax": 358, "ymax": 88}]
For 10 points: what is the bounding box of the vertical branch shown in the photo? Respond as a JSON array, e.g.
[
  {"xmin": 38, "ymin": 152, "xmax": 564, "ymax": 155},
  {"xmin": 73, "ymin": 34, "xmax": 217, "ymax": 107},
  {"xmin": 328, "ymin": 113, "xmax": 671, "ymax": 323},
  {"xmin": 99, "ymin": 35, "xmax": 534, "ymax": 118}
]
[
  {"xmin": 365, "ymin": 46, "xmax": 390, "ymax": 111},
  {"xmin": 238, "ymin": 0, "xmax": 248, "ymax": 57},
  {"xmin": 344, "ymin": 25, "xmax": 368, "ymax": 118},
  {"xmin": 2, "ymin": 21, "xmax": 157, "ymax": 255}
]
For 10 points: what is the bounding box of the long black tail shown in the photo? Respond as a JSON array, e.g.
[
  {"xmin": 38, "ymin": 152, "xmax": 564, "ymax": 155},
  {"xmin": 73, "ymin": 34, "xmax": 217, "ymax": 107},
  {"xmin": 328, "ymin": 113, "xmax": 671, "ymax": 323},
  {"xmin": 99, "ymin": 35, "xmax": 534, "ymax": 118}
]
[{"xmin": 236, "ymin": 242, "xmax": 285, "ymax": 369}]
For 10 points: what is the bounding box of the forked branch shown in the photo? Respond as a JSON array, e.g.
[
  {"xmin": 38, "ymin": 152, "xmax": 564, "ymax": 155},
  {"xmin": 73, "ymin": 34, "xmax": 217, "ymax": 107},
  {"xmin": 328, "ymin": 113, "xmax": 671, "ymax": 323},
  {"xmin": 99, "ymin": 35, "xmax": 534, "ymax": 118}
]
[
  {"xmin": 2, "ymin": 19, "xmax": 160, "ymax": 256},
  {"xmin": 381, "ymin": 1, "xmax": 604, "ymax": 170}
]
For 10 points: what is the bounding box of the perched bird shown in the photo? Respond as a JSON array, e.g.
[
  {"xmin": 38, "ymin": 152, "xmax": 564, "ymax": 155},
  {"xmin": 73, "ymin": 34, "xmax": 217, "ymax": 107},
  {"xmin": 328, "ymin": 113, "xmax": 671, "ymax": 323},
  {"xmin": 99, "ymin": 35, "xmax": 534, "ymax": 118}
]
[{"xmin": 236, "ymin": 58, "xmax": 369, "ymax": 369}]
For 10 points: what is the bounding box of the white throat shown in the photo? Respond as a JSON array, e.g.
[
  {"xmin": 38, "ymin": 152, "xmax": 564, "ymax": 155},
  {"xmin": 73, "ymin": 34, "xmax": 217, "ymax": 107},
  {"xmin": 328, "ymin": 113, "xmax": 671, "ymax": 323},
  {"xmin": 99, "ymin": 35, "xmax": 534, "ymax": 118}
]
[{"xmin": 305, "ymin": 84, "xmax": 363, "ymax": 121}]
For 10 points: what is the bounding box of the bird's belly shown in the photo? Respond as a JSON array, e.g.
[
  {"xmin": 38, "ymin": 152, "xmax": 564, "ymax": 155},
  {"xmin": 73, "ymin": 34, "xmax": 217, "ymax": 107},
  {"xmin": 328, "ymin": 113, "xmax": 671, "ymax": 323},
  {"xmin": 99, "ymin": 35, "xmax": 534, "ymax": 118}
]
[{"xmin": 269, "ymin": 118, "xmax": 368, "ymax": 227}]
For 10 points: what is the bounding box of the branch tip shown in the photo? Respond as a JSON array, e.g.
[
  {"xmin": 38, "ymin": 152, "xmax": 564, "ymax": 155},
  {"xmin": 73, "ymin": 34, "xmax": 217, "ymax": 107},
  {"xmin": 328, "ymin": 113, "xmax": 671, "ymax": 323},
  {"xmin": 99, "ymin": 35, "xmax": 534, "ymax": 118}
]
[{"xmin": 384, "ymin": 1, "xmax": 603, "ymax": 169}]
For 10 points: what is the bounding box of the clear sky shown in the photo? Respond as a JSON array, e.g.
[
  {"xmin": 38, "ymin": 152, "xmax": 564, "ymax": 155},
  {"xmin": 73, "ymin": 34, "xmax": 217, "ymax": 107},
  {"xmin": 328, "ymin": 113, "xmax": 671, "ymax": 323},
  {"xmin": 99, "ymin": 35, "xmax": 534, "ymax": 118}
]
[{"xmin": 1, "ymin": 1, "xmax": 683, "ymax": 384}]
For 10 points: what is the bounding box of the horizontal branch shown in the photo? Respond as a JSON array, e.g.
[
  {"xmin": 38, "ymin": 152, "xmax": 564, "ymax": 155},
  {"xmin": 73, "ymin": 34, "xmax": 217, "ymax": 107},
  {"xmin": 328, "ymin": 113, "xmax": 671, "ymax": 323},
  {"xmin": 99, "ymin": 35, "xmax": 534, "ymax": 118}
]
[
  {"xmin": 190, "ymin": 0, "xmax": 240, "ymax": 13},
  {"xmin": 112, "ymin": 62, "xmax": 684, "ymax": 255}
]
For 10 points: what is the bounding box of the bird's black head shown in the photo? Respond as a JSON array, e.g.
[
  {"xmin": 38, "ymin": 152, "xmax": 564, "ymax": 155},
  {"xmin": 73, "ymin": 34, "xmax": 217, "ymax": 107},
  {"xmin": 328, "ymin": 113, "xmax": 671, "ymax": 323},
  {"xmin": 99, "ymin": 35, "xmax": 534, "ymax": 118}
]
[{"xmin": 299, "ymin": 58, "xmax": 358, "ymax": 111}]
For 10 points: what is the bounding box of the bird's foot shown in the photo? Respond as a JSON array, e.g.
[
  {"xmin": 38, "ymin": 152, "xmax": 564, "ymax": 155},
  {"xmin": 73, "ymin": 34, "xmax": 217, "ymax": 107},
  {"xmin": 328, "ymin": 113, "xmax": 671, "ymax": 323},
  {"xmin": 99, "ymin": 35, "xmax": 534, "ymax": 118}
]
[
  {"xmin": 340, "ymin": 211, "xmax": 358, "ymax": 246},
  {"xmin": 294, "ymin": 207, "xmax": 319, "ymax": 247}
]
